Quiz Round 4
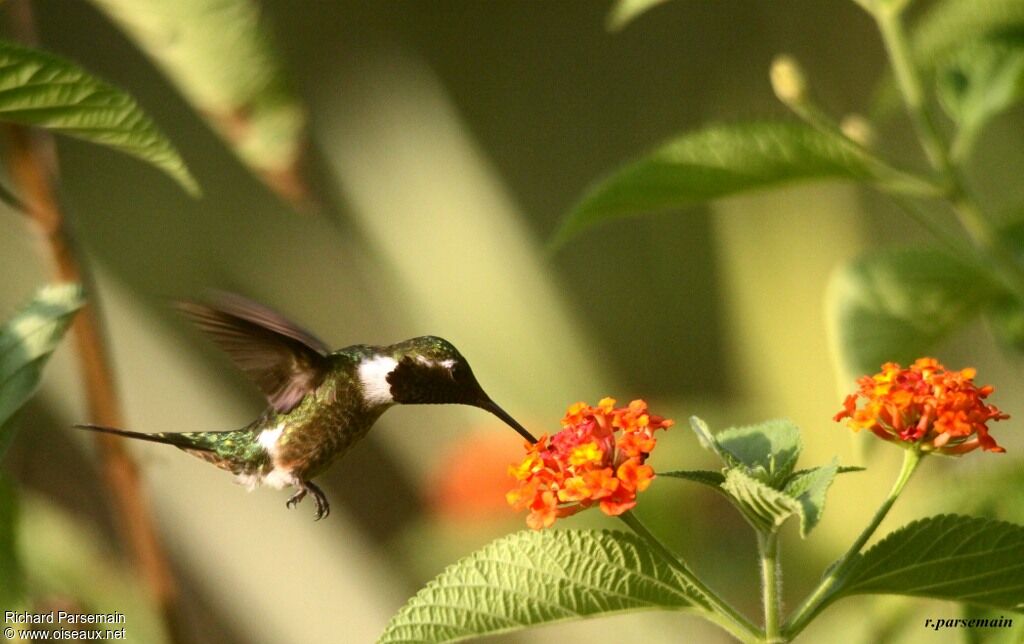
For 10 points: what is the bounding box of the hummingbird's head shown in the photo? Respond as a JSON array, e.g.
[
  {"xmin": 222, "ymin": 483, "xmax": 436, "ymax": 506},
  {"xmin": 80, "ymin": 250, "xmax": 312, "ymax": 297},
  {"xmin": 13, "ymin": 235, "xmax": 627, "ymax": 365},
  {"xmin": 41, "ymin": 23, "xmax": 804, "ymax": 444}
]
[
  {"xmin": 360, "ymin": 336, "xmax": 537, "ymax": 443},
  {"xmin": 383, "ymin": 336, "xmax": 488, "ymax": 406}
]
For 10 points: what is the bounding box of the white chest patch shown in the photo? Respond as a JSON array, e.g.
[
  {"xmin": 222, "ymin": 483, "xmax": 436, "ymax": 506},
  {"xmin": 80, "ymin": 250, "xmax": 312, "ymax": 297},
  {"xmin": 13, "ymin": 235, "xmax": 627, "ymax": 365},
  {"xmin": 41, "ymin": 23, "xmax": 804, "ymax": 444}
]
[
  {"xmin": 358, "ymin": 355, "xmax": 398, "ymax": 405},
  {"xmin": 235, "ymin": 423, "xmax": 293, "ymax": 491},
  {"xmin": 257, "ymin": 423, "xmax": 285, "ymax": 457}
]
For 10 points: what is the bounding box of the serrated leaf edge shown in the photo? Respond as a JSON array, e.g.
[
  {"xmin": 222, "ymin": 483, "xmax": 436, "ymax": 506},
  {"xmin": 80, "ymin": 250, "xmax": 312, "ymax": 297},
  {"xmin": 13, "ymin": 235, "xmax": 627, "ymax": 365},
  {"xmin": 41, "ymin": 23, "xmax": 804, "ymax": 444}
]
[{"xmin": 378, "ymin": 528, "xmax": 703, "ymax": 643}]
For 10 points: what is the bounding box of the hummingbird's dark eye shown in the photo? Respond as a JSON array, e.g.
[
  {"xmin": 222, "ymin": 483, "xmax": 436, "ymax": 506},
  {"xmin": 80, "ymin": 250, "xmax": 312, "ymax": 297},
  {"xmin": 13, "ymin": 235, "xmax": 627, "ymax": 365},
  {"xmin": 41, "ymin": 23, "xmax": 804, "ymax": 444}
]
[{"xmin": 450, "ymin": 361, "xmax": 472, "ymax": 383}]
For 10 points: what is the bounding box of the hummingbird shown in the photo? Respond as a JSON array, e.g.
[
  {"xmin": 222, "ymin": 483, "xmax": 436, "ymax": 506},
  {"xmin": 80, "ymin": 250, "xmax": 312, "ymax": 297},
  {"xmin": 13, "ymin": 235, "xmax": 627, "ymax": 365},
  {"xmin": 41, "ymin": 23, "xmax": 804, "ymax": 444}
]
[{"xmin": 77, "ymin": 293, "xmax": 536, "ymax": 520}]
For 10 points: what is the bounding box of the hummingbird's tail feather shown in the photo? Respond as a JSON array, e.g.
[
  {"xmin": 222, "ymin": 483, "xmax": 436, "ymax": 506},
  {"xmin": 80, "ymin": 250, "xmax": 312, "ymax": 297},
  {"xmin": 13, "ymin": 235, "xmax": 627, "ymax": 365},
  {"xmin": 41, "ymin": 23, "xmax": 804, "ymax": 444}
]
[
  {"xmin": 74, "ymin": 424, "xmax": 257, "ymax": 475},
  {"xmin": 74, "ymin": 424, "xmax": 214, "ymax": 451}
]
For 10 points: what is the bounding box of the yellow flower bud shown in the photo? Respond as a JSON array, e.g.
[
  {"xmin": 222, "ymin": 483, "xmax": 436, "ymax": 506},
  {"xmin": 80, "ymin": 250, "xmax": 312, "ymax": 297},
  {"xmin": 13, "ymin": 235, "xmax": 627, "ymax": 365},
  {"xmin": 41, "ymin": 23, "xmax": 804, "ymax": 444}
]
[
  {"xmin": 770, "ymin": 54, "xmax": 808, "ymax": 106},
  {"xmin": 840, "ymin": 114, "xmax": 875, "ymax": 147}
]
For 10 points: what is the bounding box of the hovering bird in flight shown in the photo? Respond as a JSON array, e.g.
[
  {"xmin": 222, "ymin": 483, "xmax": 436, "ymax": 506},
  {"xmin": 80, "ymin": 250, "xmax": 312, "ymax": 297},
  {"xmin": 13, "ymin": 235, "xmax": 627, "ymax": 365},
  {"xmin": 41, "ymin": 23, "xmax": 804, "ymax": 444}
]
[{"xmin": 78, "ymin": 293, "xmax": 536, "ymax": 520}]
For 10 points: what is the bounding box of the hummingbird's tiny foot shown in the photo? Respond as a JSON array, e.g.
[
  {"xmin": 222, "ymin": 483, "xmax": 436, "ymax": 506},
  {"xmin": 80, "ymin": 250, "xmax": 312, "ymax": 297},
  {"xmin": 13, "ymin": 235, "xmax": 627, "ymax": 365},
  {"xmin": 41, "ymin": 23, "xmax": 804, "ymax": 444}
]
[
  {"xmin": 305, "ymin": 480, "xmax": 330, "ymax": 520},
  {"xmin": 286, "ymin": 487, "xmax": 307, "ymax": 510}
]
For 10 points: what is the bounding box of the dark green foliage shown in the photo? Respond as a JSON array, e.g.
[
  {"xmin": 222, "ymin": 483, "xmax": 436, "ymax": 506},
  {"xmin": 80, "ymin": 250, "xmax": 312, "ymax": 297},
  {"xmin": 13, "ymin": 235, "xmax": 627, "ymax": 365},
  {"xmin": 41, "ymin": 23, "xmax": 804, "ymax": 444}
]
[
  {"xmin": 0, "ymin": 41, "xmax": 197, "ymax": 194},
  {"xmin": 554, "ymin": 122, "xmax": 876, "ymax": 245},
  {"xmin": 836, "ymin": 515, "xmax": 1024, "ymax": 612},
  {"xmin": 0, "ymin": 284, "xmax": 84, "ymax": 458},
  {"xmin": 379, "ymin": 529, "xmax": 703, "ymax": 643}
]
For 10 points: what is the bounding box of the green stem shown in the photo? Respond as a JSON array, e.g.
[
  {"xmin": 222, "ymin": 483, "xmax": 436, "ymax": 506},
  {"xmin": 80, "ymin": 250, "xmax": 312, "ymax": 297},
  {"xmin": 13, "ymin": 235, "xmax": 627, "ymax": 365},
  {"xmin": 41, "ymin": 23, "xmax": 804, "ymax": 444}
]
[
  {"xmin": 873, "ymin": 2, "xmax": 1024, "ymax": 300},
  {"xmin": 950, "ymin": 194, "xmax": 1024, "ymax": 300},
  {"xmin": 875, "ymin": 5, "xmax": 951, "ymax": 180},
  {"xmin": 772, "ymin": 15, "xmax": 1021, "ymax": 283},
  {"xmin": 783, "ymin": 449, "xmax": 923, "ymax": 638},
  {"xmin": 618, "ymin": 512, "xmax": 762, "ymax": 643},
  {"xmin": 758, "ymin": 531, "xmax": 782, "ymax": 642},
  {"xmin": 884, "ymin": 193, "xmax": 969, "ymax": 257},
  {"xmin": 778, "ymin": 85, "xmax": 943, "ymax": 199}
]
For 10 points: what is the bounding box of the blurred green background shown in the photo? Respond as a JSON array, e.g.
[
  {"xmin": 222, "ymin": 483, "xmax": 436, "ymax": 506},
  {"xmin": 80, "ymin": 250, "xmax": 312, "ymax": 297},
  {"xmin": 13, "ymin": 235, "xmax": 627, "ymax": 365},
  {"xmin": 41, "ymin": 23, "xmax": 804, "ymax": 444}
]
[{"xmin": 2, "ymin": 1, "xmax": 1022, "ymax": 642}]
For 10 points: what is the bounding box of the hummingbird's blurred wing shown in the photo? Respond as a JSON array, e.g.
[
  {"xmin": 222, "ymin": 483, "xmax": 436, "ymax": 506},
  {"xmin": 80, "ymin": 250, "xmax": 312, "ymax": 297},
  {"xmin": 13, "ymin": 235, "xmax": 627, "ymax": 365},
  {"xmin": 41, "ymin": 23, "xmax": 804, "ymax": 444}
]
[{"xmin": 177, "ymin": 293, "xmax": 331, "ymax": 413}]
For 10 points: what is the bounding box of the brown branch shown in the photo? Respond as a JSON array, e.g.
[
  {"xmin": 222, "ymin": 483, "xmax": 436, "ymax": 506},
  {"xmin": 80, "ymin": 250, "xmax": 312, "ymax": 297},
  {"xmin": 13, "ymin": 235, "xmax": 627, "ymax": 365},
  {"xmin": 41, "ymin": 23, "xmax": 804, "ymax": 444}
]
[
  {"xmin": 4, "ymin": 3, "xmax": 184, "ymax": 642},
  {"xmin": 5, "ymin": 122, "xmax": 186, "ymax": 644}
]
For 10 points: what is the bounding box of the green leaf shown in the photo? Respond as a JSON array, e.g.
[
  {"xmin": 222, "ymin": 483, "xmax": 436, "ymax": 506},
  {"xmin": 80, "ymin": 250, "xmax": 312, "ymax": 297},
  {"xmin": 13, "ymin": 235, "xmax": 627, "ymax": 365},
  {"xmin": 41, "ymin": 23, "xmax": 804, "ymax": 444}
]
[
  {"xmin": 660, "ymin": 469, "xmax": 726, "ymax": 488},
  {"xmin": 826, "ymin": 247, "xmax": 1000, "ymax": 383},
  {"xmin": 606, "ymin": 0, "xmax": 671, "ymax": 31},
  {"xmin": 714, "ymin": 419, "xmax": 802, "ymax": 486},
  {"xmin": 554, "ymin": 122, "xmax": 875, "ymax": 245},
  {"xmin": 688, "ymin": 416, "xmax": 717, "ymax": 451},
  {"xmin": 873, "ymin": 0, "xmax": 1024, "ymax": 120},
  {"xmin": 687, "ymin": 416, "xmax": 737, "ymax": 468},
  {"xmin": 89, "ymin": 0, "xmax": 307, "ymax": 203},
  {"xmin": 0, "ymin": 476, "xmax": 23, "ymax": 607},
  {"xmin": 0, "ymin": 40, "xmax": 198, "ymax": 195},
  {"xmin": 688, "ymin": 418, "xmax": 835, "ymax": 535},
  {"xmin": 784, "ymin": 465, "xmax": 865, "ymax": 486},
  {"xmin": 720, "ymin": 466, "xmax": 837, "ymax": 538},
  {"xmin": 912, "ymin": 0, "xmax": 1024, "ymax": 70},
  {"xmin": 937, "ymin": 37, "xmax": 1024, "ymax": 160},
  {"xmin": 0, "ymin": 283, "xmax": 84, "ymax": 458},
  {"xmin": 721, "ymin": 468, "xmax": 803, "ymax": 535},
  {"xmin": 781, "ymin": 461, "xmax": 839, "ymax": 538},
  {"xmin": 379, "ymin": 529, "xmax": 703, "ymax": 643},
  {"xmin": 836, "ymin": 515, "xmax": 1024, "ymax": 611},
  {"xmin": 664, "ymin": 464, "xmax": 851, "ymax": 536}
]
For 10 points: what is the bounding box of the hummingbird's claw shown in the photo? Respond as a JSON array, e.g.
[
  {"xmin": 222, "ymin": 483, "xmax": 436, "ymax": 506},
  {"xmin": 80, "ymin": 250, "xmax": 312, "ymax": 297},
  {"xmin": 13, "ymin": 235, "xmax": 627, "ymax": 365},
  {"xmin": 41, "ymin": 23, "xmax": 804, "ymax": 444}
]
[
  {"xmin": 306, "ymin": 480, "xmax": 330, "ymax": 520},
  {"xmin": 286, "ymin": 487, "xmax": 307, "ymax": 510},
  {"xmin": 285, "ymin": 480, "xmax": 330, "ymax": 520}
]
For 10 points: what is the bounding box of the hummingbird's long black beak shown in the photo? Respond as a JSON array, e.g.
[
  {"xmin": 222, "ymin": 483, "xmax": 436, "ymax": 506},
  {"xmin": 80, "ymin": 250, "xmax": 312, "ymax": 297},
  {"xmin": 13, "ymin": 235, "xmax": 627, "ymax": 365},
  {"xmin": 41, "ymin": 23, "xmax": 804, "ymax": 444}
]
[{"xmin": 480, "ymin": 399, "xmax": 538, "ymax": 444}]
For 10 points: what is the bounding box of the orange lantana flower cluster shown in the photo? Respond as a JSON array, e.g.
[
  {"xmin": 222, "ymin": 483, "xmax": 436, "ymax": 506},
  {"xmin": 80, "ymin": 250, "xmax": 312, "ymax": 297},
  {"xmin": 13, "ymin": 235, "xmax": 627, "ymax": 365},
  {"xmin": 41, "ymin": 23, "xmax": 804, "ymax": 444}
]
[
  {"xmin": 506, "ymin": 398, "xmax": 673, "ymax": 529},
  {"xmin": 834, "ymin": 358, "xmax": 1009, "ymax": 455}
]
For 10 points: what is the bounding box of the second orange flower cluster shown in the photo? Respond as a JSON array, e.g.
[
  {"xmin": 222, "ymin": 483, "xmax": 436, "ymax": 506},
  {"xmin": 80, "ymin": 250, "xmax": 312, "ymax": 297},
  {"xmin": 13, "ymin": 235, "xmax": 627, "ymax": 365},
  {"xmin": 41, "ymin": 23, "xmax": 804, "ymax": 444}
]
[
  {"xmin": 834, "ymin": 358, "xmax": 1009, "ymax": 454},
  {"xmin": 507, "ymin": 398, "xmax": 673, "ymax": 529}
]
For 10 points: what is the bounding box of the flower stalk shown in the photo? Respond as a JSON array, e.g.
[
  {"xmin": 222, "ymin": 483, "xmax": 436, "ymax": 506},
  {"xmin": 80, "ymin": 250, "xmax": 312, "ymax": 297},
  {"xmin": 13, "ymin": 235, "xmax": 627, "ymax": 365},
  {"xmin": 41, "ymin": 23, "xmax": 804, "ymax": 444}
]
[{"xmin": 783, "ymin": 448, "xmax": 922, "ymax": 638}]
